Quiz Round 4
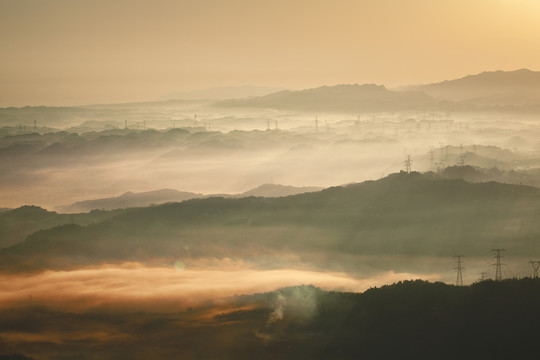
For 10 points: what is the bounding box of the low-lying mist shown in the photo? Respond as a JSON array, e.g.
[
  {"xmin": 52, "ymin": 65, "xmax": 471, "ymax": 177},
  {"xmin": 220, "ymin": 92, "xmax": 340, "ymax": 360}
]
[
  {"xmin": 2, "ymin": 103, "xmax": 540, "ymax": 210},
  {"xmin": 0, "ymin": 262, "xmax": 440, "ymax": 312}
]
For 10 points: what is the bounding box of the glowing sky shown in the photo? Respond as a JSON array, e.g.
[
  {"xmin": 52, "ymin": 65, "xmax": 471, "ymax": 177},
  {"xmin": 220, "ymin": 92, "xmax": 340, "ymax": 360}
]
[{"xmin": 1, "ymin": 0, "xmax": 540, "ymax": 106}]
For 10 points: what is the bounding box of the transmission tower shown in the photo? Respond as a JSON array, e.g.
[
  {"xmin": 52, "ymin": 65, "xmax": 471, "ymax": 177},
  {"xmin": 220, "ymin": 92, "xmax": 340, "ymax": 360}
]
[
  {"xmin": 458, "ymin": 154, "xmax": 466, "ymax": 167},
  {"xmin": 33, "ymin": 120, "xmax": 37, "ymax": 133},
  {"xmin": 480, "ymin": 272, "xmax": 487, "ymax": 282},
  {"xmin": 435, "ymin": 162, "xmax": 442, "ymax": 177},
  {"xmin": 404, "ymin": 154, "xmax": 412, "ymax": 174},
  {"xmin": 454, "ymin": 255, "xmax": 464, "ymax": 286},
  {"xmin": 529, "ymin": 260, "xmax": 540, "ymax": 278},
  {"xmin": 491, "ymin": 248, "xmax": 506, "ymax": 281}
]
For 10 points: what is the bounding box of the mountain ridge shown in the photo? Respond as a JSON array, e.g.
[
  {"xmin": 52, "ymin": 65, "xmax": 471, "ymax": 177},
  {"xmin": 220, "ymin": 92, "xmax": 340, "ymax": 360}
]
[
  {"xmin": 57, "ymin": 184, "xmax": 324, "ymax": 213},
  {"xmin": 214, "ymin": 83, "xmax": 435, "ymax": 112},
  {"xmin": 402, "ymin": 68, "xmax": 540, "ymax": 104},
  {"xmin": 3, "ymin": 173, "xmax": 540, "ymax": 274}
]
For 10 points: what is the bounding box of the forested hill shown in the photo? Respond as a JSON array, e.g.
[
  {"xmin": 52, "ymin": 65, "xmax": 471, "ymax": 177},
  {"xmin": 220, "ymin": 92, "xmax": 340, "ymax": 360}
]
[
  {"xmin": 253, "ymin": 278, "xmax": 540, "ymax": 359},
  {"xmin": 2, "ymin": 278, "xmax": 539, "ymax": 359},
  {"xmin": 1, "ymin": 172, "xmax": 540, "ymax": 273}
]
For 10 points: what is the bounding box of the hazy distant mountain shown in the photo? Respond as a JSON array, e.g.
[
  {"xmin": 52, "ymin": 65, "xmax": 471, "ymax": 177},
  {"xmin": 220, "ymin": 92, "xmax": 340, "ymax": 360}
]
[
  {"xmin": 160, "ymin": 86, "xmax": 284, "ymax": 100},
  {"xmin": 404, "ymin": 69, "xmax": 540, "ymax": 104},
  {"xmin": 215, "ymin": 84, "xmax": 435, "ymax": 112},
  {"xmin": 57, "ymin": 189, "xmax": 204, "ymax": 213},
  {"xmin": 58, "ymin": 185, "xmax": 324, "ymax": 213}
]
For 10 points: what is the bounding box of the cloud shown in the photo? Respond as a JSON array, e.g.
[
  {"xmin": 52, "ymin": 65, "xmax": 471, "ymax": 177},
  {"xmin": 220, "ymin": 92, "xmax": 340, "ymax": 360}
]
[{"xmin": 0, "ymin": 261, "xmax": 441, "ymax": 312}]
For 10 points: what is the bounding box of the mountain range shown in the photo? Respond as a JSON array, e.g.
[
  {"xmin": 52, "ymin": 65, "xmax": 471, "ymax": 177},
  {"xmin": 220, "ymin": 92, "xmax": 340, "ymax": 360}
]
[
  {"xmin": 2, "ymin": 69, "xmax": 540, "ymax": 117},
  {"xmin": 214, "ymin": 69, "xmax": 540, "ymax": 112},
  {"xmin": 57, "ymin": 184, "xmax": 323, "ymax": 213},
  {"xmin": 2, "ymin": 172, "xmax": 540, "ymax": 274},
  {"xmin": 404, "ymin": 68, "xmax": 540, "ymax": 104},
  {"xmin": 215, "ymin": 84, "xmax": 434, "ymax": 112}
]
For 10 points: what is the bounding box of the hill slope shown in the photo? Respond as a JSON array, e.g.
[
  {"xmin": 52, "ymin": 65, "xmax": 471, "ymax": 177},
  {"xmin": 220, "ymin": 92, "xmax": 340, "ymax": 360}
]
[
  {"xmin": 0, "ymin": 206, "xmax": 120, "ymax": 248},
  {"xmin": 2, "ymin": 173, "xmax": 540, "ymax": 273}
]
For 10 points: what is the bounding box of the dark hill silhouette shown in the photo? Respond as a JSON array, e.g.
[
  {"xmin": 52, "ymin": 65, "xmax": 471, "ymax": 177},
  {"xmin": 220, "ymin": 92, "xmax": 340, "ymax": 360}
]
[
  {"xmin": 2, "ymin": 173, "xmax": 540, "ymax": 273},
  {"xmin": 2, "ymin": 279, "xmax": 539, "ymax": 359},
  {"xmin": 0, "ymin": 355, "xmax": 34, "ymax": 360},
  {"xmin": 215, "ymin": 84, "xmax": 435, "ymax": 112},
  {"xmin": 312, "ymin": 278, "xmax": 540, "ymax": 359}
]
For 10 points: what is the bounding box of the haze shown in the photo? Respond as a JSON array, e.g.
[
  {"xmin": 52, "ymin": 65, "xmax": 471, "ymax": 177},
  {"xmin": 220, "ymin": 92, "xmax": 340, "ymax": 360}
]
[
  {"xmin": 2, "ymin": 1, "xmax": 540, "ymax": 358},
  {"xmin": 2, "ymin": 0, "xmax": 540, "ymax": 107}
]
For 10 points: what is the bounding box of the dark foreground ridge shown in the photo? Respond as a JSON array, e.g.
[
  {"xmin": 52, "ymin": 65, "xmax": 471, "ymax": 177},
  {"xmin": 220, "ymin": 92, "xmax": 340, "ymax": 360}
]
[
  {"xmin": 0, "ymin": 356, "xmax": 34, "ymax": 360},
  {"xmin": 2, "ymin": 278, "xmax": 539, "ymax": 359}
]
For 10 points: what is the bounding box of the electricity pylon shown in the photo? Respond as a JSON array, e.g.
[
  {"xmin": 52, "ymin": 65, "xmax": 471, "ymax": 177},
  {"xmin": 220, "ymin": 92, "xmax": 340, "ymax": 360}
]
[
  {"xmin": 491, "ymin": 248, "xmax": 506, "ymax": 281},
  {"xmin": 404, "ymin": 154, "xmax": 412, "ymax": 174},
  {"xmin": 454, "ymin": 255, "xmax": 464, "ymax": 286},
  {"xmin": 529, "ymin": 260, "xmax": 540, "ymax": 278}
]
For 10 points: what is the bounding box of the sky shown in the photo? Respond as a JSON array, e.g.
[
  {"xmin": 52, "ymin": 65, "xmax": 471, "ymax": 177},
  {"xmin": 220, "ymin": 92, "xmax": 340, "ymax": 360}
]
[{"xmin": 1, "ymin": 0, "xmax": 540, "ymax": 107}]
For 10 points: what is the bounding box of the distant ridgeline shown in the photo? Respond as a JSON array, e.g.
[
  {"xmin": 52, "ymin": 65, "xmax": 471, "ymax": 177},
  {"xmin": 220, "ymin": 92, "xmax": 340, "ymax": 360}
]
[
  {"xmin": 57, "ymin": 184, "xmax": 323, "ymax": 213},
  {"xmin": 1, "ymin": 172, "xmax": 540, "ymax": 274},
  {"xmin": 215, "ymin": 69, "xmax": 540, "ymax": 112}
]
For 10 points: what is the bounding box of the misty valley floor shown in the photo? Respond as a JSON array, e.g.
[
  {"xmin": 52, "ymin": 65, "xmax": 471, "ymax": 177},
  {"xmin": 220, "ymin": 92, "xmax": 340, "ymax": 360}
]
[{"xmin": 1, "ymin": 279, "xmax": 539, "ymax": 360}]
